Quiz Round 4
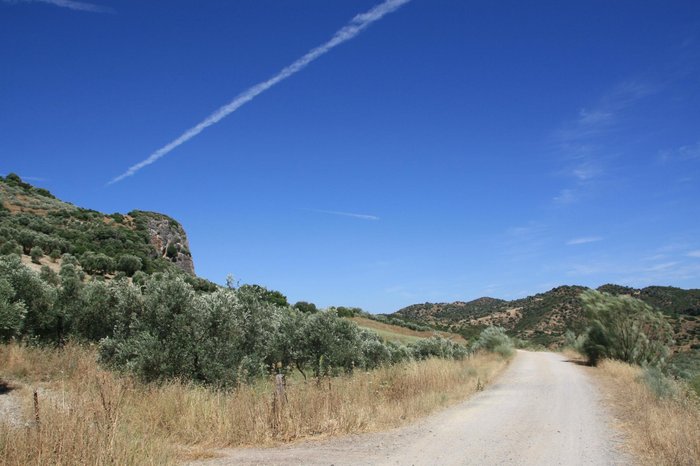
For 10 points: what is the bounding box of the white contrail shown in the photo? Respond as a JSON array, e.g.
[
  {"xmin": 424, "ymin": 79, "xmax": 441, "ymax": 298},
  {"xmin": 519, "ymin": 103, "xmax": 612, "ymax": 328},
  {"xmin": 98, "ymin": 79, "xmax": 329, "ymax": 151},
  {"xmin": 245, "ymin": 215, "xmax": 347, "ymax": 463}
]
[
  {"xmin": 305, "ymin": 208, "xmax": 380, "ymax": 221},
  {"xmin": 4, "ymin": 0, "xmax": 114, "ymax": 13},
  {"xmin": 109, "ymin": 0, "xmax": 411, "ymax": 184}
]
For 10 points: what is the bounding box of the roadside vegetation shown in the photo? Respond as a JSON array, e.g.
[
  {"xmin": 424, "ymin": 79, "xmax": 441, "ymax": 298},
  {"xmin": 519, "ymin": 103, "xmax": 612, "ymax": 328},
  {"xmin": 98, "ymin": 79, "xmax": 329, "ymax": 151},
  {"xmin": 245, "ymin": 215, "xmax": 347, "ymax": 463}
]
[
  {"xmin": 0, "ymin": 340, "xmax": 509, "ymax": 465},
  {"xmin": 564, "ymin": 290, "xmax": 700, "ymax": 465},
  {"xmin": 0, "ymin": 247, "xmax": 513, "ymax": 464},
  {"xmin": 596, "ymin": 360, "xmax": 700, "ymax": 465}
]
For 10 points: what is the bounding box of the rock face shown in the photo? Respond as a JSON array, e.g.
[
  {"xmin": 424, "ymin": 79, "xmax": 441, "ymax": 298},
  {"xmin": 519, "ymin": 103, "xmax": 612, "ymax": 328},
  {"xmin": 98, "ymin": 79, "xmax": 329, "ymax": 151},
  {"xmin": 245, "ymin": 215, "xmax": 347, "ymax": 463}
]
[{"xmin": 137, "ymin": 212, "xmax": 195, "ymax": 275}]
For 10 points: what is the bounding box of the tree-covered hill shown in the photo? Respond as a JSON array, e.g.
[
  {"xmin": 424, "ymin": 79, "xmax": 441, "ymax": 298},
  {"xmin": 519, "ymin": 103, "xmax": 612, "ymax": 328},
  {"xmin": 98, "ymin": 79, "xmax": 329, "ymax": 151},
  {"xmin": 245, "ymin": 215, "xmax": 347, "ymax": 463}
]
[
  {"xmin": 393, "ymin": 284, "xmax": 700, "ymax": 350},
  {"xmin": 0, "ymin": 173, "xmax": 210, "ymax": 289}
]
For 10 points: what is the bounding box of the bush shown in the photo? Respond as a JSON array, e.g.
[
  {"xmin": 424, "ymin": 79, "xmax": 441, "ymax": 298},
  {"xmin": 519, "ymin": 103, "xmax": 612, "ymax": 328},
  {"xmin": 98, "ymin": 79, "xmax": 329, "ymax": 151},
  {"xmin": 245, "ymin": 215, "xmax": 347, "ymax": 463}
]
[
  {"xmin": 0, "ymin": 240, "xmax": 22, "ymax": 256},
  {"xmin": 564, "ymin": 329, "xmax": 587, "ymax": 353},
  {"xmin": 471, "ymin": 326, "xmax": 514, "ymax": 356},
  {"xmin": 30, "ymin": 246, "xmax": 44, "ymax": 263},
  {"xmin": 411, "ymin": 336, "xmax": 468, "ymax": 360},
  {"xmin": 580, "ymin": 290, "xmax": 674, "ymax": 367},
  {"xmin": 640, "ymin": 366, "xmax": 678, "ymax": 399},
  {"xmin": 0, "ymin": 255, "xmax": 57, "ymax": 341},
  {"xmin": 293, "ymin": 301, "xmax": 318, "ymax": 314},
  {"xmin": 0, "ymin": 277, "xmax": 26, "ymax": 341},
  {"xmin": 49, "ymin": 249, "xmax": 61, "ymax": 262},
  {"xmin": 81, "ymin": 252, "xmax": 116, "ymax": 275},
  {"xmin": 116, "ymin": 254, "xmax": 142, "ymax": 277}
]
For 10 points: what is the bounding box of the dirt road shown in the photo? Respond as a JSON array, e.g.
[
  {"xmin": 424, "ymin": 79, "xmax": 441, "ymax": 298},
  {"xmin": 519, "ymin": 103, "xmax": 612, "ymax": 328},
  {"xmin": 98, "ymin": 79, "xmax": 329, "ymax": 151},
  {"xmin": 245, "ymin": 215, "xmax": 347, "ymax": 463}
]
[{"xmin": 195, "ymin": 351, "xmax": 629, "ymax": 465}]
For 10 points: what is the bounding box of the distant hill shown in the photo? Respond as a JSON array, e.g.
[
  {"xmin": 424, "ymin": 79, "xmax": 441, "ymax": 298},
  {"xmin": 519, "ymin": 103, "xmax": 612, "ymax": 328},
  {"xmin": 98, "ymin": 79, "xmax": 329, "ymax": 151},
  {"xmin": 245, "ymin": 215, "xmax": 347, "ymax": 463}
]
[
  {"xmin": 0, "ymin": 173, "xmax": 212, "ymax": 288},
  {"xmin": 393, "ymin": 285, "xmax": 700, "ymax": 350}
]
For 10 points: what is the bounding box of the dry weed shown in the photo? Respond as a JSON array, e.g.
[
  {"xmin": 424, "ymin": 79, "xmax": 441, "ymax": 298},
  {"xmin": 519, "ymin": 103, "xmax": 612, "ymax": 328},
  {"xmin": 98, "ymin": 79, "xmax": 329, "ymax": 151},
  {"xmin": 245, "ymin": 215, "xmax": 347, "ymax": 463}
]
[
  {"xmin": 0, "ymin": 343, "xmax": 507, "ymax": 465},
  {"xmin": 596, "ymin": 359, "xmax": 700, "ymax": 466}
]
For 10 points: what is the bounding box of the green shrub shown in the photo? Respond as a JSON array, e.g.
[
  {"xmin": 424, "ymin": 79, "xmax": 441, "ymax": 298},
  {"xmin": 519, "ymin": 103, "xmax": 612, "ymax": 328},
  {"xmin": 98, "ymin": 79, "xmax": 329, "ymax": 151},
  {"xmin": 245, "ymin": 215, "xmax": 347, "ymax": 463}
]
[
  {"xmin": 411, "ymin": 336, "xmax": 468, "ymax": 360},
  {"xmin": 689, "ymin": 374, "xmax": 700, "ymax": 397},
  {"xmin": 0, "ymin": 277, "xmax": 26, "ymax": 341},
  {"xmin": 30, "ymin": 246, "xmax": 44, "ymax": 263},
  {"xmin": 81, "ymin": 251, "xmax": 115, "ymax": 275},
  {"xmin": 49, "ymin": 249, "xmax": 61, "ymax": 262},
  {"xmin": 293, "ymin": 301, "xmax": 318, "ymax": 314},
  {"xmin": 0, "ymin": 240, "xmax": 22, "ymax": 256},
  {"xmin": 580, "ymin": 290, "xmax": 674, "ymax": 367},
  {"xmin": 471, "ymin": 326, "xmax": 514, "ymax": 355},
  {"xmin": 116, "ymin": 254, "xmax": 142, "ymax": 276},
  {"xmin": 640, "ymin": 366, "xmax": 677, "ymax": 399}
]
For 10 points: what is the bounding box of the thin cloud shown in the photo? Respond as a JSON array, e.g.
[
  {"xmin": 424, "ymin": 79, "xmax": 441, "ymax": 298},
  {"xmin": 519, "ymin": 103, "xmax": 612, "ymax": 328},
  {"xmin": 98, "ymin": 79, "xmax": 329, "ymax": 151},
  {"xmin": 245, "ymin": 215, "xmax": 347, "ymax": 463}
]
[
  {"xmin": 109, "ymin": 0, "xmax": 411, "ymax": 184},
  {"xmin": 566, "ymin": 236, "xmax": 603, "ymax": 246},
  {"xmin": 688, "ymin": 250, "xmax": 700, "ymax": 258},
  {"xmin": 553, "ymin": 188, "xmax": 576, "ymax": 204},
  {"xmin": 4, "ymin": 0, "xmax": 114, "ymax": 13},
  {"xmin": 305, "ymin": 209, "xmax": 379, "ymax": 221},
  {"xmin": 659, "ymin": 141, "xmax": 700, "ymax": 163},
  {"xmin": 550, "ymin": 80, "xmax": 656, "ymax": 206}
]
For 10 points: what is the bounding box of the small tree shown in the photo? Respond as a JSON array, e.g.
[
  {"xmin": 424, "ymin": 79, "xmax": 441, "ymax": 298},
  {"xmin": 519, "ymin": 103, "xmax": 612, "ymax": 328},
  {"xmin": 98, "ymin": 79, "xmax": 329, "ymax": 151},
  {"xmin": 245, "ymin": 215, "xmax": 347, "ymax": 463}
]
[
  {"xmin": 580, "ymin": 290, "xmax": 674, "ymax": 367},
  {"xmin": 471, "ymin": 326, "xmax": 514, "ymax": 357},
  {"xmin": 30, "ymin": 246, "xmax": 44, "ymax": 264},
  {"xmin": 0, "ymin": 278, "xmax": 26, "ymax": 341},
  {"xmin": 81, "ymin": 252, "xmax": 116, "ymax": 275},
  {"xmin": 49, "ymin": 249, "xmax": 61, "ymax": 262},
  {"xmin": 293, "ymin": 301, "xmax": 318, "ymax": 314},
  {"xmin": 116, "ymin": 254, "xmax": 142, "ymax": 277},
  {"xmin": 0, "ymin": 240, "xmax": 22, "ymax": 256}
]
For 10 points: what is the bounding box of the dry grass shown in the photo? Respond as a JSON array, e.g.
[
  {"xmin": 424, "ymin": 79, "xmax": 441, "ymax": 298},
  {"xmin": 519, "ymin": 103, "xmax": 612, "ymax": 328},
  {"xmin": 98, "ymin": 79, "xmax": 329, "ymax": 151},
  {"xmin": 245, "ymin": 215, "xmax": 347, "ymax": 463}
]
[
  {"xmin": 349, "ymin": 316, "xmax": 467, "ymax": 344},
  {"xmin": 595, "ymin": 359, "xmax": 700, "ymax": 466},
  {"xmin": 0, "ymin": 343, "xmax": 507, "ymax": 465}
]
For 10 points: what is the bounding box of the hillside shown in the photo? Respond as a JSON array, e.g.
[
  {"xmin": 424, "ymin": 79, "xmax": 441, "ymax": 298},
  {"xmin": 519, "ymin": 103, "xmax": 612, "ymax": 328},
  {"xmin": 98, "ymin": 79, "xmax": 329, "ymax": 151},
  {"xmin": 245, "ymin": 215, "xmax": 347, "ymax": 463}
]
[
  {"xmin": 348, "ymin": 316, "xmax": 467, "ymax": 345},
  {"xmin": 394, "ymin": 285, "xmax": 700, "ymax": 350},
  {"xmin": 0, "ymin": 173, "xmax": 209, "ymax": 287}
]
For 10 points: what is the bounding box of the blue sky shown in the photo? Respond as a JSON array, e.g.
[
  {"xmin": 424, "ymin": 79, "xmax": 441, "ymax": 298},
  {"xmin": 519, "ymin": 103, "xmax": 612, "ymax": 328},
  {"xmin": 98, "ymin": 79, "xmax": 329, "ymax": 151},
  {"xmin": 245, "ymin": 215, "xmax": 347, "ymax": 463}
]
[{"xmin": 1, "ymin": 0, "xmax": 699, "ymax": 313}]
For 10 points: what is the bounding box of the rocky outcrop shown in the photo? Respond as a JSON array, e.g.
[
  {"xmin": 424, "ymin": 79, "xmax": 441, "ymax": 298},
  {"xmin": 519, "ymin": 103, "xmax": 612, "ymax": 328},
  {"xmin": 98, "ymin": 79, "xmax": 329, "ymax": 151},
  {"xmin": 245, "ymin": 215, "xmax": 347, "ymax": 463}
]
[{"xmin": 133, "ymin": 211, "xmax": 195, "ymax": 275}]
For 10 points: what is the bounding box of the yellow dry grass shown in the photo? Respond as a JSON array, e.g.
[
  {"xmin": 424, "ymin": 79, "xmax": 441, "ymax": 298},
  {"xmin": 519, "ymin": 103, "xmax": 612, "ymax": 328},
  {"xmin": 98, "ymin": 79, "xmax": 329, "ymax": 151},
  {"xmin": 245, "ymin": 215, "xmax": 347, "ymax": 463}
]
[
  {"xmin": 595, "ymin": 359, "xmax": 700, "ymax": 466},
  {"xmin": 0, "ymin": 343, "xmax": 507, "ymax": 465},
  {"xmin": 349, "ymin": 316, "xmax": 467, "ymax": 344}
]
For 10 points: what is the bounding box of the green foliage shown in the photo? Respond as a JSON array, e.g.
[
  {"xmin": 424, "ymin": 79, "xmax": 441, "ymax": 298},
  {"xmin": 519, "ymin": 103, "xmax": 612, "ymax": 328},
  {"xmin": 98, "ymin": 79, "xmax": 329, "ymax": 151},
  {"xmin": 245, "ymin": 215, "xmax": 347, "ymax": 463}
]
[
  {"xmin": 116, "ymin": 254, "xmax": 142, "ymax": 277},
  {"xmin": 689, "ymin": 374, "xmax": 700, "ymax": 397},
  {"xmin": 49, "ymin": 249, "xmax": 61, "ymax": 262},
  {"xmin": 1, "ymin": 252, "xmax": 471, "ymax": 387},
  {"xmin": 237, "ymin": 284, "xmax": 288, "ymax": 307},
  {"xmin": 564, "ymin": 329, "xmax": 587, "ymax": 353},
  {"xmin": 81, "ymin": 252, "xmax": 116, "ymax": 275},
  {"xmin": 471, "ymin": 326, "xmax": 514, "ymax": 357},
  {"xmin": 293, "ymin": 301, "xmax": 318, "ymax": 314},
  {"xmin": 0, "ymin": 277, "xmax": 26, "ymax": 341},
  {"xmin": 0, "ymin": 240, "xmax": 22, "ymax": 256},
  {"xmin": 580, "ymin": 290, "xmax": 674, "ymax": 367},
  {"xmin": 0, "ymin": 255, "xmax": 57, "ymax": 340},
  {"xmin": 30, "ymin": 246, "xmax": 44, "ymax": 263},
  {"xmin": 411, "ymin": 336, "xmax": 468, "ymax": 360},
  {"xmin": 165, "ymin": 243, "xmax": 178, "ymax": 259},
  {"xmin": 0, "ymin": 177, "xmax": 193, "ymax": 280},
  {"xmin": 640, "ymin": 366, "xmax": 678, "ymax": 399},
  {"xmin": 334, "ymin": 306, "xmax": 362, "ymax": 318},
  {"xmin": 371, "ymin": 314, "xmax": 433, "ymax": 332},
  {"xmin": 39, "ymin": 265, "xmax": 60, "ymax": 286}
]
